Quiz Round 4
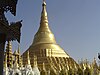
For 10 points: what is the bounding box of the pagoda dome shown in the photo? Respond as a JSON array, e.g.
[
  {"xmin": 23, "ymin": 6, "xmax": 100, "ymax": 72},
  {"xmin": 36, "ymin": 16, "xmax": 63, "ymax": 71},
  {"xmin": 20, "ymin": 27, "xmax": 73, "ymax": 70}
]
[
  {"xmin": 22, "ymin": 0, "xmax": 78, "ymax": 72},
  {"xmin": 27, "ymin": 0, "xmax": 69, "ymax": 58}
]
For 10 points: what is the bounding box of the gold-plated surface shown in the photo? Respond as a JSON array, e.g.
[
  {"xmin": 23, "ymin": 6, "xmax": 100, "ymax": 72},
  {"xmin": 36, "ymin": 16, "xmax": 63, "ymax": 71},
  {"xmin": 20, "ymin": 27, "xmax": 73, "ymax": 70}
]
[
  {"xmin": 22, "ymin": 0, "xmax": 78, "ymax": 72},
  {"xmin": 4, "ymin": 42, "xmax": 22, "ymax": 68},
  {"xmin": 33, "ymin": 1, "xmax": 56, "ymax": 45},
  {"xmin": 5, "ymin": 41, "xmax": 13, "ymax": 67},
  {"xmin": 31, "ymin": 0, "xmax": 69, "ymax": 58},
  {"xmin": 27, "ymin": 50, "xmax": 31, "ymax": 65}
]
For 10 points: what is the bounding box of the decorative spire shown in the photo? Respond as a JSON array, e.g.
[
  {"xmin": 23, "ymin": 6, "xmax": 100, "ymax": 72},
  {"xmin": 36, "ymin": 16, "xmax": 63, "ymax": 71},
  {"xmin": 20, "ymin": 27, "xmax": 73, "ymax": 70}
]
[
  {"xmin": 92, "ymin": 57, "xmax": 98, "ymax": 68},
  {"xmin": 33, "ymin": 55, "xmax": 37, "ymax": 67},
  {"xmin": 40, "ymin": 62, "xmax": 47, "ymax": 75},
  {"xmin": 20, "ymin": 57, "xmax": 23, "ymax": 67},
  {"xmin": 14, "ymin": 50, "xmax": 19, "ymax": 55},
  {"xmin": 17, "ymin": 43, "xmax": 22, "ymax": 67},
  {"xmin": 13, "ymin": 56, "xmax": 19, "ymax": 69},
  {"xmin": 27, "ymin": 51, "xmax": 30, "ymax": 65},
  {"xmin": 43, "ymin": 0, "xmax": 46, "ymax": 5},
  {"xmin": 40, "ymin": 0, "xmax": 48, "ymax": 31},
  {"xmin": 6, "ymin": 40, "xmax": 12, "ymax": 52},
  {"xmin": 33, "ymin": 0, "xmax": 56, "ymax": 45},
  {"xmin": 6, "ymin": 40, "xmax": 13, "ymax": 67},
  {"xmin": 4, "ymin": 53, "xmax": 9, "ymax": 75},
  {"xmin": 4, "ymin": 53, "xmax": 7, "ymax": 68},
  {"xmin": 18, "ymin": 43, "xmax": 20, "ymax": 54},
  {"xmin": 11, "ymin": 59, "xmax": 13, "ymax": 68},
  {"xmin": 42, "ymin": 62, "xmax": 46, "ymax": 71}
]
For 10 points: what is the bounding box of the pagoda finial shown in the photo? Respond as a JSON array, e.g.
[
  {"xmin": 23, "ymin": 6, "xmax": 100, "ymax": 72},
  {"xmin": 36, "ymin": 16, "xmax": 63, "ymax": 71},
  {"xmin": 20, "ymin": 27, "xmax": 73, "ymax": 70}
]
[
  {"xmin": 41, "ymin": 0, "xmax": 47, "ymax": 23},
  {"xmin": 43, "ymin": 0, "xmax": 46, "ymax": 5},
  {"xmin": 32, "ymin": 0, "xmax": 56, "ymax": 45}
]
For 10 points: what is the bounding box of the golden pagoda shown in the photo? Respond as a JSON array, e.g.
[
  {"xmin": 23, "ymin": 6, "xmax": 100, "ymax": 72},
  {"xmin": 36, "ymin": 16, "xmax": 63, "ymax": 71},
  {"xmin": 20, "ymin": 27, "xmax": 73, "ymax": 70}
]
[
  {"xmin": 13, "ymin": 44, "xmax": 22, "ymax": 67},
  {"xmin": 5, "ymin": 40, "xmax": 13, "ymax": 67},
  {"xmin": 22, "ymin": 0, "xmax": 78, "ymax": 74}
]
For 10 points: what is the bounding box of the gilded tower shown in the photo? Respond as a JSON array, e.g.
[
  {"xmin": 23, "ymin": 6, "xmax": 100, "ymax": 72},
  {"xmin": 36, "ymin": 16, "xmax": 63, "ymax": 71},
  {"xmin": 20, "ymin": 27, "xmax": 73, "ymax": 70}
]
[
  {"xmin": 5, "ymin": 41, "xmax": 22, "ymax": 68},
  {"xmin": 5, "ymin": 40, "xmax": 13, "ymax": 67},
  {"xmin": 13, "ymin": 45, "xmax": 22, "ymax": 67},
  {"xmin": 22, "ymin": 0, "xmax": 78, "ymax": 74}
]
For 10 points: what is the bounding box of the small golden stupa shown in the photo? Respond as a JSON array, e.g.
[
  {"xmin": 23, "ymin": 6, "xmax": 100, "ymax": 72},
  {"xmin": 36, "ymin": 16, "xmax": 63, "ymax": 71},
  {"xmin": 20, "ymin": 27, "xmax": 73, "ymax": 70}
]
[{"xmin": 22, "ymin": 0, "xmax": 78, "ymax": 73}]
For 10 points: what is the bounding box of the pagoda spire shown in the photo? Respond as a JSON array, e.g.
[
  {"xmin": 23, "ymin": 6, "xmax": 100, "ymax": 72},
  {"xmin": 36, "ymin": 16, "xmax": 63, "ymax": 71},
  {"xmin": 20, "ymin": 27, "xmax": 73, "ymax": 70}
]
[
  {"xmin": 17, "ymin": 43, "xmax": 22, "ymax": 67},
  {"xmin": 4, "ymin": 53, "xmax": 9, "ymax": 75},
  {"xmin": 6, "ymin": 40, "xmax": 13, "ymax": 67},
  {"xmin": 40, "ymin": 0, "xmax": 48, "ymax": 25},
  {"xmin": 33, "ymin": 55, "xmax": 37, "ymax": 67},
  {"xmin": 4, "ymin": 53, "xmax": 7, "ymax": 68},
  {"xmin": 13, "ymin": 57, "xmax": 19, "ymax": 69},
  {"xmin": 27, "ymin": 51, "xmax": 30, "ymax": 65},
  {"xmin": 33, "ymin": 0, "xmax": 56, "ymax": 45}
]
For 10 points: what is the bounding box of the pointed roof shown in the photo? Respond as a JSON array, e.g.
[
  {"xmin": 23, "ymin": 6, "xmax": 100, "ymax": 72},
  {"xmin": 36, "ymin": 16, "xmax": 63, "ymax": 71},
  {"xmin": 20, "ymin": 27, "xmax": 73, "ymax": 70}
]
[
  {"xmin": 27, "ymin": 51, "xmax": 30, "ymax": 65},
  {"xmin": 29, "ymin": 0, "xmax": 69, "ymax": 58},
  {"xmin": 22, "ymin": 1, "xmax": 79, "ymax": 72},
  {"xmin": 32, "ymin": 0, "xmax": 56, "ymax": 45},
  {"xmin": 21, "ymin": 0, "xmax": 70, "ymax": 59},
  {"xmin": 6, "ymin": 40, "xmax": 12, "ymax": 52},
  {"xmin": 14, "ymin": 50, "xmax": 19, "ymax": 55},
  {"xmin": 22, "ymin": 1, "xmax": 70, "ymax": 69},
  {"xmin": 33, "ymin": 55, "xmax": 37, "ymax": 67},
  {"xmin": 13, "ymin": 58, "xmax": 19, "ymax": 69}
]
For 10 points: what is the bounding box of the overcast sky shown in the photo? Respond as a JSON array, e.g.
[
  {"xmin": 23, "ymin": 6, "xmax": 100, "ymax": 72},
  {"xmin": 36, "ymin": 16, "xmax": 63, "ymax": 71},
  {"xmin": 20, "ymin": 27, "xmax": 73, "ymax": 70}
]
[{"xmin": 6, "ymin": 0, "xmax": 100, "ymax": 63}]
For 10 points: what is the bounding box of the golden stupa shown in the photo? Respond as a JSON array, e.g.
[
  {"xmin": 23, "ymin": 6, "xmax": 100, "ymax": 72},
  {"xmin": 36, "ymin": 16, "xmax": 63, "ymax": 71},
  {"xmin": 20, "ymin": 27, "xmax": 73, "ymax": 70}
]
[{"xmin": 22, "ymin": 0, "xmax": 78, "ymax": 73}]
